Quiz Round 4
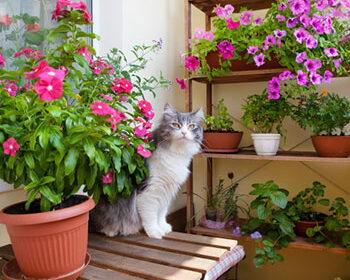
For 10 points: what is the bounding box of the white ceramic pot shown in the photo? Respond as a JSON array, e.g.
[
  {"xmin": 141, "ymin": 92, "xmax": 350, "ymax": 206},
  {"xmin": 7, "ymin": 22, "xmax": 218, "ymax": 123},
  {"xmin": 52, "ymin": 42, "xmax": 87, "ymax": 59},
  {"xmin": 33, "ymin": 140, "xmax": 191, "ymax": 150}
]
[{"xmin": 251, "ymin": 133, "xmax": 281, "ymax": 156}]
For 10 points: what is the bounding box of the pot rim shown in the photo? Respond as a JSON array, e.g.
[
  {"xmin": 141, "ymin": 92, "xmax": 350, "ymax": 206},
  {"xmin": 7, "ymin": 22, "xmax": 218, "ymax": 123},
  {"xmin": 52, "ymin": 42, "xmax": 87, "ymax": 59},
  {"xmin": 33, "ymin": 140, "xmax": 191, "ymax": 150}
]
[
  {"xmin": 311, "ymin": 135, "xmax": 350, "ymax": 138},
  {"xmin": 0, "ymin": 194, "xmax": 95, "ymax": 226},
  {"xmin": 296, "ymin": 220, "xmax": 325, "ymax": 225},
  {"xmin": 251, "ymin": 133, "xmax": 281, "ymax": 136},
  {"xmin": 204, "ymin": 130, "xmax": 243, "ymax": 134}
]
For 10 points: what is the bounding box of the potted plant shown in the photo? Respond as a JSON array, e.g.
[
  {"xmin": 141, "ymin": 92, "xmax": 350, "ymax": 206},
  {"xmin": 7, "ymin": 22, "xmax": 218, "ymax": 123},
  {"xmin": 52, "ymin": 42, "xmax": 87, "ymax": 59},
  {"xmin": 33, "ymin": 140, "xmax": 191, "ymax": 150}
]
[
  {"xmin": 292, "ymin": 91, "xmax": 350, "ymax": 157},
  {"xmin": 241, "ymin": 89, "xmax": 291, "ymax": 155},
  {"xmin": 204, "ymin": 98, "xmax": 243, "ymax": 153},
  {"xmin": 0, "ymin": 1, "xmax": 170, "ymax": 279}
]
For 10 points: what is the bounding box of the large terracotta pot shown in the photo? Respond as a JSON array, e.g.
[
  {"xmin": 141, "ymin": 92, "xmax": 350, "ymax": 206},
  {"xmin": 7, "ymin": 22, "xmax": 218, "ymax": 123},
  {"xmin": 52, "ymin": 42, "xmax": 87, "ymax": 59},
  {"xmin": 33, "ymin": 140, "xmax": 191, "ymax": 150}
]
[
  {"xmin": 206, "ymin": 51, "xmax": 281, "ymax": 71},
  {"xmin": 203, "ymin": 131, "xmax": 243, "ymax": 153},
  {"xmin": 295, "ymin": 220, "xmax": 325, "ymax": 237},
  {"xmin": 0, "ymin": 195, "xmax": 95, "ymax": 279},
  {"xmin": 311, "ymin": 136, "xmax": 350, "ymax": 157}
]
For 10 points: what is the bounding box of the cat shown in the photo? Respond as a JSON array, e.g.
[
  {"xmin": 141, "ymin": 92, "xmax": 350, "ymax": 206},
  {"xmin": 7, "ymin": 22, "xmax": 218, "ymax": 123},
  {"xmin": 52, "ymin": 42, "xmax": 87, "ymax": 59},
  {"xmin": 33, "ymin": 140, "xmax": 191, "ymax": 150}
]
[{"xmin": 89, "ymin": 103, "xmax": 204, "ymax": 239}]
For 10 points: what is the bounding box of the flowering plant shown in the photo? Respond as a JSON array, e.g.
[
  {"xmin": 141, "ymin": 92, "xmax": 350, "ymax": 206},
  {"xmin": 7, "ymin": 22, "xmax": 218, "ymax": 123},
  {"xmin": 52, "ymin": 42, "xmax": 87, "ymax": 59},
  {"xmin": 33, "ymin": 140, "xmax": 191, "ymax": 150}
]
[
  {"xmin": 292, "ymin": 91, "xmax": 350, "ymax": 135},
  {"xmin": 205, "ymin": 98, "xmax": 237, "ymax": 132},
  {"xmin": 0, "ymin": 1, "xmax": 170, "ymax": 212}
]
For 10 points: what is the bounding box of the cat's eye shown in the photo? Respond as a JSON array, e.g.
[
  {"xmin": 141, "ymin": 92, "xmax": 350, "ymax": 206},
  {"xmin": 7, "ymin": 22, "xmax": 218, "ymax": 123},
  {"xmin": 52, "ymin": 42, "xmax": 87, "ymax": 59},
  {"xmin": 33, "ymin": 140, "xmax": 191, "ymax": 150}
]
[
  {"xmin": 188, "ymin": 124, "xmax": 196, "ymax": 130},
  {"xmin": 172, "ymin": 123, "xmax": 181, "ymax": 129}
]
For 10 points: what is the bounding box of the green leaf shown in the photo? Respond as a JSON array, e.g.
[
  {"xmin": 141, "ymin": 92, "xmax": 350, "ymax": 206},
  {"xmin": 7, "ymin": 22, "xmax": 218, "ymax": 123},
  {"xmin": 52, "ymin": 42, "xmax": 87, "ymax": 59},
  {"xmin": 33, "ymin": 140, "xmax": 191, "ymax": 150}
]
[
  {"xmin": 55, "ymin": 162, "xmax": 65, "ymax": 193},
  {"xmin": 95, "ymin": 149, "xmax": 108, "ymax": 171},
  {"xmin": 112, "ymin": 155, "xmax": 121, "ymax": 172},
  {"xmin": 271, "ymin": 191, "xmax": 288, "ymax": 209},
  {"xmin": 117, "ymin": 169, "xmax": 126, "ymax": 192},
  {"xmin": 318, "ymin": 198, "xmax": 330, "ymax": 206},
  {"xmin": 83, "ymin": 138, "xmax": 96, "ymax": 162},
  {"xmin": 40, "ymin": 176, "xmax": 56, "ymax": 185},
  {"xmin": 253, "ymin": 256, "xmax": 266, "ymax": 267},
  {"xmin": 50, "ymin": 132, "xmax": 65, "ymax": 156},
  {"xmin": 40, "ymin": 185, "xmax": 61, "ymax": 204},
  {"xmin": 25, "ymin": 189, "xmax": 39, "ymax": 211},
  {"xmin": 23, "ymin": 31, "xmax": 44, "ymax": 46},
  {"xmin": 306, "ymin": 228, "xmax": 315, "ymax": 237},
  {"xmin": 24, "ymin": 181, "xmax": 40, "ymax": 190},
  {"xmin": 39, "ymin": 127, "xmax": 50, "ymax": 148},
  {"xmin": 279, "ymin": 223, "xmax": 294, "ymax": 236},
  {"xmin": 16, "ymin": 160, "xmax": 25, "ymax": 177},
  {"xmin": 74, "ymin": 53, "xmax": 91, "ymax": 73},
  {"xmin": 24, "ymin": 153, "xmax": 35, "ymax": 169},
  {"xmin": 40, "ymin": 195, "xmax": 51, "ymax": 212},
  {"xmin": 275, "ymin": 254, "xmax": 284, "ymax": 262},
  {"xmin": 47, "ymin": 105, "xmax": 62, "ymax": 118},
  {"xmin": 263, "ymin": 239, "xmax": 274, "ymax": 247},
  {"xmin": 86, "ymin": 164, "xmax": 97, "ymax": 189},
  {"xmin": 64, "ymin": 147, "xmax": 79, "ymax": 175},
  {"xmin": 257, "ymin": 204, "xmax": 271, "ymax": 220}
]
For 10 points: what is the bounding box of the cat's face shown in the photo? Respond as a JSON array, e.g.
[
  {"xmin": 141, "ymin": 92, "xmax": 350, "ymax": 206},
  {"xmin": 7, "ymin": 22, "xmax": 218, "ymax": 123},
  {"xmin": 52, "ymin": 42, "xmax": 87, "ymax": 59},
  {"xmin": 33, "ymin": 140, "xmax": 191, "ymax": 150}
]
[{"xmin": 159, "ymin": 104, "xmax": 204, "ymax": 144}]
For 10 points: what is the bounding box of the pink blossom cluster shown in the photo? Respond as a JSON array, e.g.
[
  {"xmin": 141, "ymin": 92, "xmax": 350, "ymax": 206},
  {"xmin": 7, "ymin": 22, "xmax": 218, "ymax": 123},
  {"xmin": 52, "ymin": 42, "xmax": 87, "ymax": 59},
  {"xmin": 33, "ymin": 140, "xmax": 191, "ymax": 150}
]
[
  {"xmin": 90, "ymin": 59, "xmax": 114, "ymax": 75},
  {"xmin": 214, "ymin": 4, "xmax": 234, "ymax": 19},
  {"xmin": 77, "ymin": 47, "xmax": 92, "ymax": 64},
  {"xmin": 111, "ymin": 78, "xmax": 133, "ymax": 94},
  {"xmin": 0, "ymin": 14, "xmax": 13, "ymax": 26},
  {"xmin": 51, "ymin": 0, "xmax": 92, "ymax": 23},
  {"xmin": 14, "ymin": 48, "xmax": 44, "ymax": 60},
  {"xmin": 3, "ymin": 138, "xmax": 19, "ymax": 157},
  {"xmin": 0, "ymin": 51, "xmax": 5, "ymax": 67},
  {"xmin": 26, "ymin": 24, "xmax": 40, "ymax": 31}
]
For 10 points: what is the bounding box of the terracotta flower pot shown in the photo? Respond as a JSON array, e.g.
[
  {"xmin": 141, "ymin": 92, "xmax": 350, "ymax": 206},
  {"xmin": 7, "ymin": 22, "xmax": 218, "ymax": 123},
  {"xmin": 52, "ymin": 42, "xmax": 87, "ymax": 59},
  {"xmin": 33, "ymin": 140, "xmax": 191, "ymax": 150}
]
[
  {"xmin": 311, "ymin": 136, "xmax": 350, "ymax": 157},
  {"xmin": 206, "ymin": 51, "xmax": 281, "ymax": 71},
  {"xmin": 203, "ymin": 131, "xmax": 243, "ymax": 153},
  {"xmin": 295, "ymin": 220, "xmax": 325, "ymax": 237},
  {"xmin": 0, "ymin": 195, "xmax": 95, "ymax": 279}
]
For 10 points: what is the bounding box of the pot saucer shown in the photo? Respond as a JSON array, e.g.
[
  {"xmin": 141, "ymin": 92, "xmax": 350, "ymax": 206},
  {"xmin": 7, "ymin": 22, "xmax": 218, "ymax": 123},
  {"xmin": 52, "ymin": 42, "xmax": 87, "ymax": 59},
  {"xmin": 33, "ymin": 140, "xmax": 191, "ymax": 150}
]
[
  {"xmin": 202, "ymin": 148, "xmax": 239, "ymax": 153},
  {"xmin": 2, "ymin": 253, "xmax": 90, "ymax": 280}
]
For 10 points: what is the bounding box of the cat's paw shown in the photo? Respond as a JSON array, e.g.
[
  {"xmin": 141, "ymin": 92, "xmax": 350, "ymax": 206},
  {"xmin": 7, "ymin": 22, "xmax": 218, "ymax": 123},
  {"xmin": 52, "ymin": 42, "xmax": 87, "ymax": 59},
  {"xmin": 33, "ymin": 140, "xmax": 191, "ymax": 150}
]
[
  {"xmin": 144, "ymin": 226, "xmax": 164, "ymax": 239},
  {"xmin": 160, "ymin": 222, "xmax": 172, "ymax": 235}
]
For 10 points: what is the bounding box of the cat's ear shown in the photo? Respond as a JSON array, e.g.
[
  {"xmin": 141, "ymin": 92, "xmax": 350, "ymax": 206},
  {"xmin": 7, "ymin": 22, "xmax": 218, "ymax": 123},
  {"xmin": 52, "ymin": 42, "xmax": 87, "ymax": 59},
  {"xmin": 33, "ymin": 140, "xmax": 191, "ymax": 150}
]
[
  {"xmin": 164, "ymin": 103, "xmax": 177, "ymax": 116},
  {"xmin": 192, "ymin": 108, "xmax": 204, "ymax": 122}
]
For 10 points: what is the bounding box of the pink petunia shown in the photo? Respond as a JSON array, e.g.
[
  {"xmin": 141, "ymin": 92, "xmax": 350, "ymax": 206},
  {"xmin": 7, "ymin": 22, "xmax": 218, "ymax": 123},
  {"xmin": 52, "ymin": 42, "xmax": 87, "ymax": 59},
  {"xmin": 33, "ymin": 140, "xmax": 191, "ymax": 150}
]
[
  {"xmin": 3, "ymin": 138, "xmax": 20, "ymax": 157},
  {"xmin": 90, "ymin": 101, "xmax": 114, "ymax": 116},
  {"xmin": 39, "ymin": 67, "xmax": 66, "ymax": 81},
  {"xmin": 333, "ymin": 58, "xmax": 342, "ymax": 69},
  {"xmin": 324, "ymin": 70, "xmax": 333, "ymax": 83},
  {"xmin": 204, "ymin": 31, "xmax": 215, "ymax": 41},
  {"xmin": 214, "ymin": 6, "xmax": 228, "ymax": 18},
  {"xmin": 255, "ymin": 17, "xmax": 262, "ymax": 25},
  {"xmin": 4, "ymin": 82, "xmax": 17, "ymax": 97},
  {"xmin": 134, "ymin": 126, "xmax": 147, "ymax": 137},
  {"xmin": 297, "ymin": 70, "xmax": 308, "ymax": 86},
  {"xmin": 100, "ymin": 94, "xmax": 113, "ymax": 101},
  {"xmin": 194, "ymin": 28, "xmax": 205, "ymax": 39},
  {"xmin": 137, "ymin": 144, "xmax": 152, "ymax": 158},
  {"xmin": 0, "ymin": 51, "xmax": 5, "ymax": 67},
  {"xmin": 24, "ymin": 60, "xmax": 49, "ymax": 80},
  {"xmin": 324, "ymin": 48, "xmax": 339, "ymax": 57},
  {"xmin": 239, "ymin": 11, "xmax": 253, "ymax": 25},
  {"xmin": 35, "ymin": 77, "xmax": 63, "ymax": 102},
  {"xmin": 184, "ymin": 56, "xmax": 200, "ymax": 71},
  {"xmin": 247, "ymin": 46, "xmax": 259, "ymax": 54},
  {"xmin": 111, "ymin": 77, "xmax": 133, "ymax": 94},
  {"xmin": 254, "ymin": 53, "xmax": 265, "ymax": 67},
  {"xmin": 176, "ymin": 78, "xmax": 187, "ymax": 90},
  {"xmin": 102, "ymin": 170, "xmax": 113, "ymax": 184},
  {"xmin": 276, "ymin": 14, "xmax": 285, "ymax": 22},
  {"xmin": 310, "ymin": 72, "xmax": 323, "ymax": 85},
  {"xmin": 226, "ymin": 18, "xmax": 240, "ymax": 30}
]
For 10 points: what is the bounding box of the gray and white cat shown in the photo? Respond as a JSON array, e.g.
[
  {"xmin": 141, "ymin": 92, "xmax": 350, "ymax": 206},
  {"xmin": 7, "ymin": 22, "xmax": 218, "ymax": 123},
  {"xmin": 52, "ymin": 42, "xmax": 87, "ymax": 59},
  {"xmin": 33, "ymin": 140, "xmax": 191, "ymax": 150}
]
[{"xmin": 89, "ymin": 104, "xmax": 204, "ymax": 239}]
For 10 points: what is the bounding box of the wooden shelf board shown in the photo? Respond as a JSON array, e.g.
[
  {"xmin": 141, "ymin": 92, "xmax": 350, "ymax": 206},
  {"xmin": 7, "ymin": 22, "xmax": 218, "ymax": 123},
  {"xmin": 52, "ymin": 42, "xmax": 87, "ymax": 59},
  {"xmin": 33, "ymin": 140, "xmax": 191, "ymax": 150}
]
[
  {"xmin": 196, "ymin": 150, "xmax": 350, "ymax": 163},
  {"xmin": 192, "ymin": 226, "xmax": 350, "ymax": 255},
  {"xmin": 190, "ymin": 68, "xmax": 287, "ymax": 84},
  {"xmin": 190, "ymin": 0, "xmax": 275, "ymax": 14}
]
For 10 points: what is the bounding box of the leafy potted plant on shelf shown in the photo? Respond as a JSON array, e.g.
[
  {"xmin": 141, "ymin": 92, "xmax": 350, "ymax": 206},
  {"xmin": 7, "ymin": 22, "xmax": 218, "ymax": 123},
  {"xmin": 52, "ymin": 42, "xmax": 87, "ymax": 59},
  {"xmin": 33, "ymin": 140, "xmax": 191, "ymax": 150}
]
[
  {"xmin": 241, "ymin": 89, "xmax": 292, "ymax": 155},
  {"xmin": 292, "ymin": 91, "xmax": 350, "ymax": 157},
  {"xmin": 204, "ymin": 98, "xmax": 243, "ymax": 153},
  {"xmin": 0, "ymin": 1, "xmax": 170, "ymax": 279}
]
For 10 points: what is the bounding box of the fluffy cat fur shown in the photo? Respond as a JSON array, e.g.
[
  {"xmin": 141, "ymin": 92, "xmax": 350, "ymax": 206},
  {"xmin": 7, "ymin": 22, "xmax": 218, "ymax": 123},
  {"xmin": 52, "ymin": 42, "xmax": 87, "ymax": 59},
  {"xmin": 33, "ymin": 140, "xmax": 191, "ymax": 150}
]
[{"xmin": 89, "ymin": 104, "xmax": 204, "ymax": 239}]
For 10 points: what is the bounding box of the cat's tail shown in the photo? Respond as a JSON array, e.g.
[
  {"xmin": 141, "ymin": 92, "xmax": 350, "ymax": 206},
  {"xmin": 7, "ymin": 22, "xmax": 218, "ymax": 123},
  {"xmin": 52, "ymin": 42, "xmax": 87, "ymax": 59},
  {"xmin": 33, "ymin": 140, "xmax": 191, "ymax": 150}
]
[{"xmin": 89, "ymin": 191, "xmax": 142, "ymax": 236}]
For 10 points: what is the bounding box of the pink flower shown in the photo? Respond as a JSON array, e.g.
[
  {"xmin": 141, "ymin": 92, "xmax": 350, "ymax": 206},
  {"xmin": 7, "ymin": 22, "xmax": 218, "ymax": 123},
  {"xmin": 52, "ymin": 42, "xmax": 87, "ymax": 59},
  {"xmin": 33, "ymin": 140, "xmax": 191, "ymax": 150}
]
[
  {"xmin": 267, "ymin": 77, "xmax": 280, "ymax": 100},
  {"xmin": 204, "ymin": 31, "xmax": 215, "ymax": 41},
  {"xmin": 324, "ymin": 70, "xmax": 333, "ymax": 83},
  {"xmin": 26, "ymin": 24, "xmax": 40, "ymax": 31},
  {"xmin": 52, "ymin": 0, "xmax": 92, "ymax": 23},
  {"xmin": 214, "ymin": 6, "xmax": 228, "ymax": 18},
  {"xmin": 111, "ymin": 78, "xmax": 133, "ymax": 94},
  {"xmin": 24, "ymin": 60, "xmax": 49, "ymax": 80},
  {"xmin": 0, "ymin": 14, "xmax": 13, "ymax": 26},
  {"xmin": 278, "ymin": 3, "xmax": 287, "ymax": 10},
  {"xmin": 247, "ymin": 46, "xmax": 259, "ymax": 54},
  {"xmin": 90, "ymin": 101, "xmax": 113, "ymax": 116},
  {"xmin": 77, "ymin": 47, "xmax": 92, "ymax": 64},
  {"xmin": 134, "ymin": 126, "xmax": 147, "ymax": 137},
  {"xmin": 239, "ymin": 11, "xmax": 253, "ymax": 25},
  {"xmin": 3, "ymin": 138, "xmax": 20, "ymax": 157},
  {"xmin": 176, "ymin": 78, "xmax": 187, "ymax": 90},
  {"xmin": 102, "ymin": 170, "xmax": 113, "ymax": 184},
  {"xmin": 296, "ymin": 52, "xmax": 307, "ymax": 63},
  {"xmin": 224, "ymin": 4, "xmax": 234, "ymax": 14},
  {"xmin": 100, "ymin": 94, "xmax": 113, "ymax": 101},
  {"xmin": 90, "ymin": 59, "xmax": 114, "ymax": 75},
  {"xmin": 310, "ymin": 72, "xmax": 323, "ymax": 85},
  {"xmin": 59, "ymin": 66, "xmax": 69, "ymax": 75},
  {"xmin": 265, "ymin": 34, "xmax": 276, "ymax": 45},
  {"xmin": 137, "ymin": 100, "xmax": 153, "ymax": 113},
  {"xmin": 324, "ymin": 48, "xmax": 338, "ymax": 57},
  {"xmin": 254, "ymin": 53, "xmax": 265, "ymax": 67},
  {"xmin": 255, "ymin": 17, "xmax": 262, "ymax": 25},
  {"xmin": 14, "ymin": 48, "xmax": 43, "ymax": 60},
  {"xmin": 0, "ymin": 51, "xmax": 5, "ymax": 67},
  {"xmin": 226, "ymin": 18, "xmax": 240, "ymax": 30},
  {"xmin": 143, "ymin": 111, "xmax": 154, "ymax": 120},
  {"xmin": 217, "ymin": 40, "xmax": 234, "ymax": 60},
  {"xmin": 276, "ymin": 14, "xmax": 285, "ymax": 21},
  {"xmin": 194, "ymin": 28, "xmax": 205, "ymax": 39},
  {"xmin": 39, "ymin": 67, "xmax": 66, "ymax": 81},
  {"xmin": 35, "ymin": 77, "xmax": 63, "ymax": 102},
  {"xmin": 106, "ymin": 111, "xmax": 122, "ymax": 131},
  {"xmin": 297, "ymin": 70, "xmax": 308, "ymax": 86},
  {"xmin": 304, "ymin": 59, "xmax": 322, "ymax": 72},
  {"xmin": 137, "ymin": 144, "xmax": 152, "ymax": 158},
  {"xmin": 333, "ymin": 58, "xmax": 342, "ymax": 69},
  {"xmin": 290, "ymin": 0, "xmax": 306, "ymax": 15},
  {"xmin": 185, "ymin": 56, "xmax": 200, "ymax": 71},
  {"xmin": 4, "ymin": 82, "xmax": 17, "ymax": 97}
]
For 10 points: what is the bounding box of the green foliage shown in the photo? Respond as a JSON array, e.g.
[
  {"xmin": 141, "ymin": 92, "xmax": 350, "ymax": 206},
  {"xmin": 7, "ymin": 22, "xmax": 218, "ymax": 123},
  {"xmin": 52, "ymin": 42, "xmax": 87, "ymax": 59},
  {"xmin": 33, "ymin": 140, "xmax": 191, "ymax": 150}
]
[
  {"xmin": 241, "ymin": 89, "xmax": 292, "ymax": 137},
  {"xmin": 205, "ymin": 99, "xmax": 236, "ymax": 132},
  {"xmin": 292, "ymin": 92, "xmax": 350, "ymax": 136}
]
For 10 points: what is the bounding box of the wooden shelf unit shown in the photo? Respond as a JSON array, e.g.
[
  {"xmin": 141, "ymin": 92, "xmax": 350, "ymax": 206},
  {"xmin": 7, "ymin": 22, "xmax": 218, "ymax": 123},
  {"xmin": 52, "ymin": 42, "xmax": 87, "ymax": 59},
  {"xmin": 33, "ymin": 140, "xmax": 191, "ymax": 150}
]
[{"xmin": 192, "ymin": 226, "xmax": 350, "ymax": 255}]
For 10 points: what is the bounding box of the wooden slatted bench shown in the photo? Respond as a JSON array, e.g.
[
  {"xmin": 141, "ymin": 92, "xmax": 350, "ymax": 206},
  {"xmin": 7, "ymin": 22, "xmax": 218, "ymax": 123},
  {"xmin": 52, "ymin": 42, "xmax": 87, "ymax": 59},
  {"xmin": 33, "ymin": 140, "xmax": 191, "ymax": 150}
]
[{"xmin": 0, "ymin": 231, "xmax": 245, "ymax": 280}]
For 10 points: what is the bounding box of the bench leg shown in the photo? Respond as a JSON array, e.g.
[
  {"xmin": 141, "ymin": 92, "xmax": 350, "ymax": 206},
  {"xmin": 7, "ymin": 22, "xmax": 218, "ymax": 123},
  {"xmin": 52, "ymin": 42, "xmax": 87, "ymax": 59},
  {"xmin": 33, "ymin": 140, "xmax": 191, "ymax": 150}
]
[{"xmin": 217, "ymin": 263, "xmax": 239, "ymax": 280}]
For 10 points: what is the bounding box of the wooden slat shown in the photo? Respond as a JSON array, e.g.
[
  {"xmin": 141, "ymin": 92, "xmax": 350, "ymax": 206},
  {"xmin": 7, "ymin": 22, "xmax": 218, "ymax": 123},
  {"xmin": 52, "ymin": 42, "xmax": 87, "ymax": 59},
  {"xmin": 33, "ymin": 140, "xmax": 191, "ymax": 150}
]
[
  {"xmin": 108, "ymin": 234, "xmax": 227, "ymax": 261},
  {"xmin": 80, "ymin": 265, "xmax": 144, "ymax": 280},
  {"xmin": 88, "ymin": 248, "xmax": 202, "ymax": 280},
  {"xmin": 192, "ymin": 226, "xmax": 350, "ymax": 255},
  {"xmin": 164, "ymin": 231, "xmax": 237, "ymax": 250},
  {"xmin": 0, "ymin": 245, "xmax": 14, "ymax": 260},
  {"xmin": 190, "ymin": 0, "xmax": 274, "ymax": 13},
  {"xmin": 196, "ymin": 150, "xmax": 350, "ymax": 163},
  {"xmin": 88, "ymin": 235, "xmax": 216, "ymax": 274}
]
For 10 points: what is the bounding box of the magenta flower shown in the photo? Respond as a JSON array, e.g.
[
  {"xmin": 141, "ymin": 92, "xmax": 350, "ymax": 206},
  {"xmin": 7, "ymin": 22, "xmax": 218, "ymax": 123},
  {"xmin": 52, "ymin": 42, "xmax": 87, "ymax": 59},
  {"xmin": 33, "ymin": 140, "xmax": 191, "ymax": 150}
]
[
  {"xmin": 224, "ymin": 4, "xmax": 234, "ymax": 14},
  {"xmin": 290, "ymin": 0, "xmax": 306, "ymax": 15},
  {"xmin": 286, "ymin": 17, "xmax": 298, "ymax": 28},
  {"xmin": 90, "ymin": 101, "xmax": 113, "ymax": 116},
  {"xmin": 176, "ymin": 78, "xmax": 187, "ymax": 90},
  {"xmin": 331, "ymin": 9, "xmax": 344, "ymax": 18},
  {"xmin": 279, "ymin": 70, "xmax": 294, "ymax": 81},
  {"xmin": 294, "ymin": 27, "xmax": 309, "ymax": 44},
  {"xmin": 311, "ymin": 16, "xmax": 325, "ymax": 34},
  {"xmin": 102, "ymin": 170, "xmax": 113, "ymax": 184},
  {"xmin": 278, "ymin": 3, "xmax": 287, "ymax": 10},
  {"xmin": 99, "ymin": 94, "xmax": 113, "ymax": 101},
  {"xmin": 0, "ymin": 51, "xmax": 5, "ymax": 67},
  {"xmin": 255, "ymin": 17, "xmax": 262, "ymax": 25},
  {"xmin": 250, "ymin": 231, "xmax": 262, "ymax": 239},
  {"xmin": 143, "ymin": 110, "xmax": 155, "ymax": 120},
  {"xmin": 3, "ymin": 138, "xmax": 20, "ymax": 157},
  {"xmin": 310, "ymin": 72, "xmax": 323, "ymax": 85},
  {"xmin": 276, "ymin": 14, "xmax": 286, "ymax": 21},
  {"xmin": 106, "ymin": 111, "xmax": 122, "ymax": 131},
  {"xmin": 134, "ymin": 126, "xmax": 147, "ymax": 137},
  {"xmin": 214, "ymin": 6, "xmax": 228, "ymax": 18},
  {"xmin": 118, "ymin": 96, "xmax": 129, "ymax": 102},
  {"xmin": 111, "ymin": 77, "xmax": 133, "ymax": 94},
  {"xmin": 59, "ymin": 66, "xmax": 69, "ymax": 75},
  {"xmin": 274, "ymin": 30, "xmax": 286, "ymax": 38},
  {"xmin": 204, "ymin": 31, "xmax": 215, "ymax": 41},
  {"xmin": 267, "ymin": 77, "xmax": 280, "ymax": 99},
  {"xmin": 194, "ymin": 28, "xmax": 205, "ymax": 39},
  {"xmin": 316, "ymin": 0, "xmax": 328, "ymax": 11},
  {"xmin": 239, "ymin": 11, "xmax": 253, "ymax": 25},
  {"xmin": 304, "ymin": 59, "xmax": 322, "ymax": 72},
  {"xmin": 226, "ymin": 18, "xmax": 240, "ymax": 30},
  {"xmin": 297, "ymin": 70, "xmax": 308, "ymax": 86},
  {"xmin": 137, "ymin": 144, "xmax": 152, "ymax": 158},
  {"xmin": 35, "ymin": 77, "xmax": 63, "ymax": 102},
  {"xmin": 254, "ymin": 53, "xmax": 265, "ymax": 67},
  {"xmin": 39, "ymin": 67, "xmax": 65, "ymax": 81},
  {"xmin": 324, "ymin": 48, "xmax": 339, "ymax": 57},
  {"xmin": 296, "ymin": 52, "xmax": 307, "ymax": 63},
  {"xmin": 306, "ymin": 35, "xmax": 318, "ymax": 49},
  {"xmin": 4, "ymin": 82, "xmax": 17, "ymax": 97},
  {"xmin": 324, "ymin": 70, "xmax": 333, "ymax": 83},
  {"xmin": 185, "ymin": 56, "xmax": 200, "ymax": 71},
  {"xmin": 262, "ymin": 41, "xmax": 269, "ymax": 51},
  {"xmin": 24, "ymin": 60, "xmax": 49, "ymax": 80},
  {"xmin": 90, "ymin": 59, "xmax": 114, "ymax": 76},
  {"xmin": 247, "ymin": 46, "xmax": 259, "ymax": 54},
  {"xmin": 77, "ymin": 47, "xmax": 92, "ymax": 64},
  {"xmin": 333, "ymin": 58, "xmax": 342, "ymax": 69},
  {"xmin": 217, "ymin": 40, "xmax": 235, "ymax": 60},
  {"xmin": 300, "ymin": 14, "xmax": 311, "ymax": 28},
  {"xmin": 14, "ymin": 47, "xmax": 43, "ymax": 60},
  {"xmin": 265, "ymin": 34, "xmax": 276, "ymax": 45},
  {"xmin": 137, "ymin": 100, "xmax": 153, "ymax": 114}
]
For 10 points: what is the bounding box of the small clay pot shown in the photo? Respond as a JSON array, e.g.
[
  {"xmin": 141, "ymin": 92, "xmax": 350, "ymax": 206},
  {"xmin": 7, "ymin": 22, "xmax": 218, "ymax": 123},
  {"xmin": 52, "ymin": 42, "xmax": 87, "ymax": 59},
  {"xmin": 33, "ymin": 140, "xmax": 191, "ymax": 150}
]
[
  {"xmin": 311, "ymin": 136, "xmax": 350, "ymax": 157},
  {"xmin": 203, "ymin": 131, "xmax": 243, "ymax": 153},
  {"xmin": 205, "ymin": 208, "xmax": 217, "ymax": 221},
  {"xmin": 295, "ymin": 220, "xmax": 325, "ymax": 237}
]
